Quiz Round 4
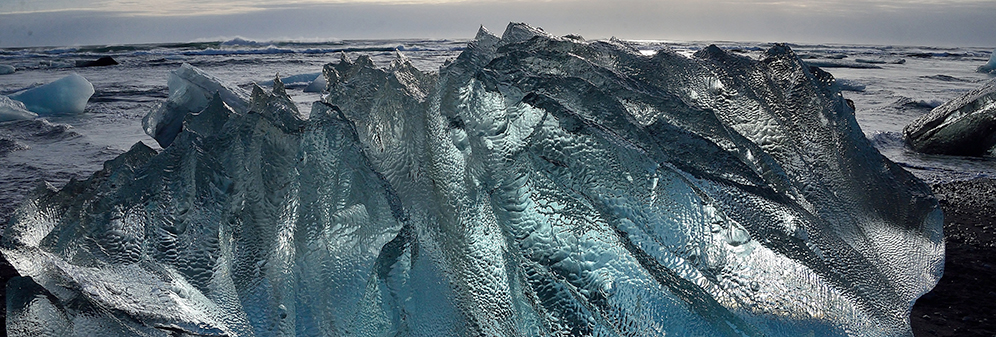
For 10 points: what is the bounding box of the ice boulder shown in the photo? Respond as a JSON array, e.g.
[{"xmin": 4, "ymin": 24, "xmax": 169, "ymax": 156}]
[
  {"xmin": 143, "ymin": 62, "xmax": 249, "ymax": 148},
  {"xmin": 8, "ymin": 73, "xmax": 94, "ymax": 115},
  {"xmin": 0, "ymin": 96, "xmax": 37, "ymax": 122},
  {"xmin": 904, "ymin": 77, "xmax": 996, "ymax": 156},
  {"xmin": 3, "ymin": 23, "xmax": 942, "ymax": 337},
  {"xmin": 0, "ymin": 64, "xmax": 14, "ymax": 75},
  {"xmin": 979, "ymin": 47, "xmax": 996, "ymax": 73},
  {"xmin": 75, "ymin": 56, "xmax": 119, "ymax": 67}
]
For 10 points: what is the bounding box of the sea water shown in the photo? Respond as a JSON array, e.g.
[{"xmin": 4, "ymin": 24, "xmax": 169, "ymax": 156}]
[{"xmin": 0, "ymin": 38, "xmax": 993, "ymax": 223}]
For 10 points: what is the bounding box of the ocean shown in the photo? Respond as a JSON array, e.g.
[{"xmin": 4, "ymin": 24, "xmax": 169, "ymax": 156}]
[{"xmin": 0, "ymin": 38, "xmax": 994, "ymax": 224}]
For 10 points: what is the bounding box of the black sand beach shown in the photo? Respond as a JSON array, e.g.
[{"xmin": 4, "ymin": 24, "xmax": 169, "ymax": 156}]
[{"xmin": 912, "ymin": 178, "xmax": 996, "ymax": 337}]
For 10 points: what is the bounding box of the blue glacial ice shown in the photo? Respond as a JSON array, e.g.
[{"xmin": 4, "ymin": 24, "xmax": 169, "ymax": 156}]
[
  {"xmin": 305, "ymin": 73, "xmax": 327, "ymax": 93},
  {"xmin": 904, "ymin": 77, "xmax": 996, "ymax": 156},
  {"xmin": 0, "ymin": 64, "xmax": 15, "ymax": 75},
  {"xmin": 143, "ymin": 63, "xmax": 249, "ymax": 148},
  {"xmin": 979, "ymin": 47, "xmax": 996, "ymax": 73},
  {"xmin": 0, "ymin": 95, "xmax": 37, "ymax": 122},
  {"xmin": 1, "ymin": 23, "xmax": 943, "ymax": 337},
  {"xmin": 8, "ymin": 73, "xmax": 94, "ymax": 115}
]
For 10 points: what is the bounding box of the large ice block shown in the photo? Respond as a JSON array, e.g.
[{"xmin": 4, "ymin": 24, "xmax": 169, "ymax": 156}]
[
  {"xmin": 8, "ymin": 73, "xmax": 94, "ymax": 115},
  {"xmin": 2, "ymin": 23, "xmax": 943, "ymax": 337},
  {"xmin": 904, "ymin": 77, "xmax": 996, "ymax": 156}
]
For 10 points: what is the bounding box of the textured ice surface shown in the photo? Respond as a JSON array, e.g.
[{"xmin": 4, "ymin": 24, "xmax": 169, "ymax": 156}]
[
  {"xmin": 904, "ymin": 77, "xmax": 996, "ymax": 156},
  {"xmin": 143, "ymin": 63, "xmax": 249, "ymax": 148},
  {"xmin": 2, "ymin": 23, "xmax": 943, "ymax": 337},
  {"xmin": 0, "ymin": 95, "xmax": 37, "ymax": 122},
  {"xmin": 8, "ymin": 73, "xmax": 94, "ymax": 115},
  {"xmin": 0, "ymin": 64, "xmax": 14, "ymax": 75}
]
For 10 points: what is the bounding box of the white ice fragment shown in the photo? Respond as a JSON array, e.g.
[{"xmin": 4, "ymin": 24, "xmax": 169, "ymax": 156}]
[
  {"xmin": 0, "ymin": 95, "xmax": 37, "ymax": 122},
  {"xmin": 0, "ymin": 64, "xmax": 15, "ymax": 75},
  {"xmin": 9, "ymin": 73, "xmax": 94, "ymax": 115},
  {"xmin": 979, "ymin": 47, "xmax": 996, "ymax": 73},
  {"xmin": 256, "ymin": 72, "xmax": 325, "ymax": 93},
  {"xmin": 258, "ymin": 72, "xmax": 319, "ymax": 87}
]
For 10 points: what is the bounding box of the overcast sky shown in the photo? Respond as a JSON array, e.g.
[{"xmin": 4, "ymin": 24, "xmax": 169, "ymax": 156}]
[{"xmin": 1, "ymin": 0, "xmax": 995, "ymax": 48}]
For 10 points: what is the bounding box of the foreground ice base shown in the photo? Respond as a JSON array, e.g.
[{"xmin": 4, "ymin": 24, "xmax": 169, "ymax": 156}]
[
  {"xmin": 9, "ymin": 73, "xmax": 94, "ymax": 115},
  {"xmin": 2, "ymin": 23, "xmax": 943, "ymax": 337},
  {"xmin": 904, "ymin": 77, "xmax": 996, "ymax": 156}
]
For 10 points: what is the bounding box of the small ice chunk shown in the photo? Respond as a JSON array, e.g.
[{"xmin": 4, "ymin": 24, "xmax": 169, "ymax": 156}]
[
  {"xmin": 9, "ymin": 73, "xmax": 94, "ymax": 115},
  {"xmin": 979, "ymin": 48, "xmax": 996, "ymax": 73},
  {"xmin": 304, "ymin": 73, "xmax": 326, "ymax": 93},
  {"xmin": 0, "ymin": 96, "xmax": 38, "ymax": 122},
  {"xmin": 0, "ymin": 65, "xmax": 14, "ymax": 75},
  {"xmin": 257, "ymin": 72, "xmax": 322, "ymax": 90},
  {"xmin": 834, "ymin": 79, "xmax": 866, "ymax": 92}
]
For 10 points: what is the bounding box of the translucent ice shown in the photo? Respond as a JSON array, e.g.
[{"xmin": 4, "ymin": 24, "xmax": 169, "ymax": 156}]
[
  {"xmin": 143, "ymin": 62, "xmax": 249, "ymax": 148},
  {"xmin": 979, "ymin": 47, "xmax": 996, "ymax": 73},
  {"xmin": 305, "ymin": 73, "xmax": 326, "ymax": 93},
  {"xmin": 0, "ymin": 64, "xmax": 14, "ymax": 75},
  {"xmin": 904, "ymin": 77, "xmax": 996, "ymax": 156},
  {"xmin": 9, "ymin": 73, "xmax": 94, "ymax": 115},
  {"xmin": 0, "ymin": 95, "xmax": 37, "ymax": 122},
  {"xmin": 3, "ymin": 23, "xmax": 943, "ymax": 337}
]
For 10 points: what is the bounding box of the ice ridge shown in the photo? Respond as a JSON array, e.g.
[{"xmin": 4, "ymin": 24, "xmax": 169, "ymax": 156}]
[{"xmin": 2, "ymin": 23, "xmax": 943, "ymax": 337}]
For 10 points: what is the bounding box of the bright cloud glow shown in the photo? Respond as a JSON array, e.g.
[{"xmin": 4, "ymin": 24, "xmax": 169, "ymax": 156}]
[
  {"xmin": 2, "ymin": 0, "xmax": 992, "ymax": 16},
  {"xmin": 3, "ymin": 0, "xmax": 521, "ymax": 16}
]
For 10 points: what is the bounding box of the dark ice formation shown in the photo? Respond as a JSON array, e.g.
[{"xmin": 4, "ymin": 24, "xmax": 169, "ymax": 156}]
[
  {"xmin": 2, "ymin": 23, "xmax": 943, "ymax": 336},
  {"xmin": 803, "ymin": 59, "xmax": 882, "ymax": 69},
  {"xmin": 76, "ymin": 56, "xmax": 119, "ymax": 67},
  {"xmin": 904, "ymin": 77, "xmax": 996, "ymax": 156}
]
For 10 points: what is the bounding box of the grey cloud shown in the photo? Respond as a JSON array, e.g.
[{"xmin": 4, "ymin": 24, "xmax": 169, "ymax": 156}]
[{"xmin": 1, "ymin": 0, "xmax": 995, "ymax": 47}]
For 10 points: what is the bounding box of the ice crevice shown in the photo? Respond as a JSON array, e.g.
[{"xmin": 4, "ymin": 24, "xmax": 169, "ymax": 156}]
[{"xmin": 2, "ymin": 22, "xmax": 942, "ymax": 337}]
